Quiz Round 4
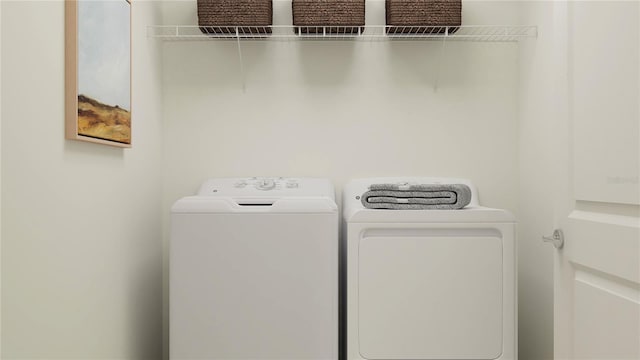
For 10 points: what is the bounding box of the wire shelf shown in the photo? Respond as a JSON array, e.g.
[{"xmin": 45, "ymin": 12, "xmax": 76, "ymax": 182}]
[{"xmin": 148, "ymin": 25, "xmax": 537, "ymax": 42}]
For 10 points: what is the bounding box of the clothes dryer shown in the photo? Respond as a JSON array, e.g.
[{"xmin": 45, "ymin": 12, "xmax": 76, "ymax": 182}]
[{"xmin": 343, "ymin": 177, "xmax": 516, "ymax": 360}]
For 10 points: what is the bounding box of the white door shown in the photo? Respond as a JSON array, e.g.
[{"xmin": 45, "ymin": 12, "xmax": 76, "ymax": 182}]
[{"xmin": 551, "ymin": 1, "xmax": 640, "ymax": 359}]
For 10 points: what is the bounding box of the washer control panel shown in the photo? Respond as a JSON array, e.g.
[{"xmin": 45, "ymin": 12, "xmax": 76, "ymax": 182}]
[
  {"xmin": 196, "ymin": 177, "xmax": 335, "ymax": 198},
  {"xmin": 232, "ymin": 177, "xmax": 300, "ymax": 191}
]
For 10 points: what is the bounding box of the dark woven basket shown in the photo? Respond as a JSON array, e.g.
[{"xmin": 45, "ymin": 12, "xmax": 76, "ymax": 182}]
[
  {"xmin": 292, "ymin": 0, "xmax": 365, "ymax": 34},
  {"xmin": 198, "ymin": 0, "xmax": 273, "ymax": 35},
  {"xmin": 386, "ymin": 0, "xmax": 461, "ymax": 35}
]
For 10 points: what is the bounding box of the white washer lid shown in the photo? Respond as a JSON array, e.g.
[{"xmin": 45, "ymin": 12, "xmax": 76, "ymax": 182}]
[{"xmin": 343, "ymin": 177, "xmax": 514, "ymax": 223}]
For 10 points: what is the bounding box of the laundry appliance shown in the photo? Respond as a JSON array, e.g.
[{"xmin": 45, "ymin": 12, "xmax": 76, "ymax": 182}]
[
  {"xmin": 343, "ymin": 177, "xmax": 517, "ymax": 360},
  {"xmin": 171, "ymin": 177, "xmax": 338, "ymax": 360}
]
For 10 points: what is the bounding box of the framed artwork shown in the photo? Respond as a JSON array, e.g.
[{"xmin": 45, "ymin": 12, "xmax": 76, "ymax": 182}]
[{"xmin": 65, "ymin": 0, "xmax": 132, "ymax": 147}]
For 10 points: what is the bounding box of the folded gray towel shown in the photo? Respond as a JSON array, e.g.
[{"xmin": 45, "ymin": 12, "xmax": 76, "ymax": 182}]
[{"xmin": 361, "ymin": 183, "xmax": 472, "ymax": 210}]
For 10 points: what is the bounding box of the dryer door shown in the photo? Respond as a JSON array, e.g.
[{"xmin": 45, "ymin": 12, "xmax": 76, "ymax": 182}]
[{"xmin": 358, "ymin": 228, "xmax": 503, "ymax": 360}]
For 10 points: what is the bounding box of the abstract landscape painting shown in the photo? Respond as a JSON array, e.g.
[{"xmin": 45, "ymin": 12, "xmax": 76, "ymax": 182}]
[{"xmin": 66, "ymin": 0, "xmax": 132, "ymax": 147}]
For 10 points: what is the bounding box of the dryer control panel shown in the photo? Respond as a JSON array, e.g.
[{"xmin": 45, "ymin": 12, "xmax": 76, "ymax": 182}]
[{"xmin": 197, "ymin": 177, "xmax": 335, "ymax": 200}]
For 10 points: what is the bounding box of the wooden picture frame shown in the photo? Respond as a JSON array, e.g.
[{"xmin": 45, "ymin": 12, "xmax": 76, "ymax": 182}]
[{"xmin": 65, "ymin": 0, "xmax": 132, "ymax": 148}]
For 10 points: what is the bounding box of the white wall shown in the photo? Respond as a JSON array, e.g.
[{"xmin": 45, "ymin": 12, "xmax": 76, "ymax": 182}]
[
  {"xmin": 0, "ymin": 1, "xmax": 164, "ymax": 359},
  {"xmin": 160, "ymin": 1, "xmax": 520, "ymax": 209},
  {"xmin": 516, "ymin": 1, "xmax": 562, "ymax": 359}
]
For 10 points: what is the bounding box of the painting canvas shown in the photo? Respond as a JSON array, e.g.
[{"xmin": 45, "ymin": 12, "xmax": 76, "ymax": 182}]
[{"xmin": 66, "ymin": 0, "xmax": 131, "ymax": 147}]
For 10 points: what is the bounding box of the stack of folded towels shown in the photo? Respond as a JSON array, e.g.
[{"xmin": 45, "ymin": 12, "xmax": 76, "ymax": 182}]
[{"xmin": 360, "ymin": 183, "xmax": 472, "ymax": 210}]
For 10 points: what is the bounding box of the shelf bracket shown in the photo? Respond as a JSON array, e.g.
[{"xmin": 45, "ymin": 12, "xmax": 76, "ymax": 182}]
[
  {"xmin": 235, "ymin": 27, "xmax": 246, "ymax": 92},
  {"xmin": 433, "ymin": 27, "xmax": 448, "ymax": 92}
]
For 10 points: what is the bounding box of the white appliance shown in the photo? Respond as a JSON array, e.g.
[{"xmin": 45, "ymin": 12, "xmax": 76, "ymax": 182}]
[
  {"xmin": 171, "ymin": 177, "xmax": 338, "ymax": 360},
  {"xmin": 343, "ymin": 177, "xmax": 517, "ymax": 360}
]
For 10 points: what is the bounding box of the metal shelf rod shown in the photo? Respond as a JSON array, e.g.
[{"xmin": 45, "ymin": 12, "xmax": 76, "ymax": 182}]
[{"xmin": 148, "ymin": 25, "xmax": 538, "ymax": 42}]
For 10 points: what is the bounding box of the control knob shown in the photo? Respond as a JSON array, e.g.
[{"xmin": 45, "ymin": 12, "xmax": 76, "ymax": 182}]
[{"xmin": 256, "ymin": 178, "xmax": 276, "ymax": 190}]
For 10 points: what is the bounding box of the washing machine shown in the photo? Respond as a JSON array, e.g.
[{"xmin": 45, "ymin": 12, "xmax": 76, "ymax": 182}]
[
  {"xmin": 171, "ymin": 177, "xmax": 338, "ymax": 360},
  {"xmin": 343, "ymin": 177, "xmax": 517, "ymax": 360}
]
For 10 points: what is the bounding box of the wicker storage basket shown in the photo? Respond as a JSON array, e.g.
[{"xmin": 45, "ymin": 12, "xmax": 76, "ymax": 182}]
[
  {"xmin": 292, "ymin": 0, "xmax": 365, "ymax": 35},
  {"xmin": 198, "ymin": 0, "xmax": 273, "ymax": 35},
  {"xmin": 386, "ymin": 0, "xmax": 461, "ymax": 34}
]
